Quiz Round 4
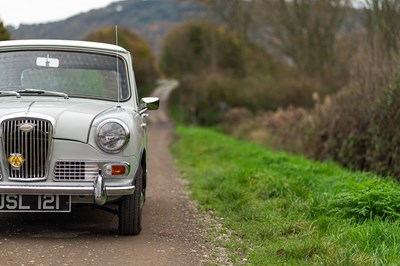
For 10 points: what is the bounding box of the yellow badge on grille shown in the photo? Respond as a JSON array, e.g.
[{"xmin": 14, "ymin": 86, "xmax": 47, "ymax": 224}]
[{"xmin": 9, "ymin": 153, "xmax": 24, "ymax": 168}]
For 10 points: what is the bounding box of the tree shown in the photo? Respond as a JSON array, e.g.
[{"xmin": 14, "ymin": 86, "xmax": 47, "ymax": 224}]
[
  {"xmin": 0, "ymin": 20, "xmax": 11, "ymax": 41},
  {"xmin": 198, "ymin": 0, "xmax": 256, "ymax": 42},
  {"xmin": 271, "ymin": 0, "xmax": 349, "ymax": 78},
  {"xmin": 160, "ymin": 21, "xmax": 251, "ymax": 125},
  {"xmin": 197, "ymin": 0, "xmax": 350, "ymax": 91},
  {"xmin": 160, "ymin": 21, "xmax": 245, "ymax": 78},
  {"xmin": 365, "ymin": 0, "xmax": 400, "ymax": 54},
  {"xmin": 85, "ymin": 27, "xmax": 158, "ymax": 94},
  {"xmin": 161, "ymin": 20, "xmax": 317, "ymax": 125}
]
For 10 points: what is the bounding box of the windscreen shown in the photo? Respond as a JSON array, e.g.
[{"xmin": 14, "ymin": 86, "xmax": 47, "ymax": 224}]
[{"xmin": 0, "ymin": 50, "xmax": 130, "ymax": 101}]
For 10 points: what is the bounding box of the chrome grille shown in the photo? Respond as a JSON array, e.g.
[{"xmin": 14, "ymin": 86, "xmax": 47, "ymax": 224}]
[
  {"xmin": 54, "ymin": 161, "xmax": 98, "ymax": 181},
  {"xmin": 2, "ymin": 118, "xmax": 52, "ymax": 180}
]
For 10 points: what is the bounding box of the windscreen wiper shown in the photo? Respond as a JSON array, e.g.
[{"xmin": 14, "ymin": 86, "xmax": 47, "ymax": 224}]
[
  {"xmin": 17, "ymin": 89, "xmax": 69, "ymax": 99},
  {"xmin": 0, "ymin": 91, "xmax": 21, "ymax": 98}
]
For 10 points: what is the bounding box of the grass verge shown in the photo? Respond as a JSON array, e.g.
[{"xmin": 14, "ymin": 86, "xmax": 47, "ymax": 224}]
[{"xmin": 171, "ymin": 126, "xmax": 400, "ymax": 265}]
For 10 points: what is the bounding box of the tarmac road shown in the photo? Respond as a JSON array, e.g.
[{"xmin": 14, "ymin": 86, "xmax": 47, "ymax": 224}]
[{"xmin": 0, "ymin": 80, "xmax": 210, "ymax": 265}]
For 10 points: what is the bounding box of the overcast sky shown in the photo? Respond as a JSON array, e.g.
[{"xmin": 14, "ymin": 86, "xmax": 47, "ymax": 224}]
[{"xmin": 0, "ymin": 0, "xmax": 119, "ymax": 27}]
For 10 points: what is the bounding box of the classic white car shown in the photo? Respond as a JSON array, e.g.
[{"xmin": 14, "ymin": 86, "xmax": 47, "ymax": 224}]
[{"xmin": 0, "ymin": 39, "xmax": 159, "ymax": 235}]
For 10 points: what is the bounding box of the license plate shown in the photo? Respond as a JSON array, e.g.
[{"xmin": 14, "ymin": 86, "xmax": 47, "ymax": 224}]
[{"xmin": 0, "ymin": 195, "xmax": 71, "ymax": 212}]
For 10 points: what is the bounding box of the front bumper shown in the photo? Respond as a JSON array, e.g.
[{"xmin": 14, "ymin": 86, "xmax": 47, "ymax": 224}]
[{"xmin": 0, "ymin": 175, "xmax": 134, "ymax": 206}]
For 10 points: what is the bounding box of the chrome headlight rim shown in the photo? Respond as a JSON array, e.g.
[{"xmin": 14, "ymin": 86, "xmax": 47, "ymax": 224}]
[{"xmin": 95, "ymin": 119, "xmax": 130, "ymax": 154}]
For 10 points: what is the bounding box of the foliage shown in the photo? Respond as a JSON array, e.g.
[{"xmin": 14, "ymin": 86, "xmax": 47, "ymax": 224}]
[
  {"xmin": 366, "ymin": 0, "xmax": 400, "ymax": 54},
  {"xmin": 10, "ymin": 0, "xmax": 207, "ymax": 55},
  {"xmin": 85, "ymin": 27, "xmax": 159, "ymax": 95},
  {"xmin": 328, "ymin": 179, "xmax": 400, "ymax": 221},
  {"xmin": 198, "ymin": 0, "xmax": 353, "ymax": 93},
  {"xmin": 217, "ymin": 1, "xmax": 400, "ymax": 181},
  {"xmin": 297, "ymin": 36, "xmax": 400, "ymax": 178},
  {"xmin": 222, "ymin": 105, "xmax": 313, "ymax": 154},
  {"xmin": 301, "ymin": 0, "xmax": 400, "ymax": 179},
  {"xmin": 222, "ymin": 44, "xmax": 400, "ymax": 179},
  {"xmin": 197, "ymin": 0, "xmax": 256, "ymax": 41},
  {"xmin": 162, "ymin": 21, "xmax": 320, "ymax": 125},
  {"xmin": 172, "ymin": 126, "xmax": 400, "ymax": 265},
  {"xmin": 0, "ymin": 20, "xmax": 11, "ymax": 41},
  {"xmin": 160, "ymin": 21, "xmax": 245, "ymax": 78},
  {"xmin": 273, "ymin": 0, "xmax": 350, "ymax": 78}
]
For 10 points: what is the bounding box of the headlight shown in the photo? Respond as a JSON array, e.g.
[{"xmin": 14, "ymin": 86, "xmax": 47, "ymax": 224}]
[{"xmin": 96, "ymin": 119, "xmax": 130, "ymax": 153}]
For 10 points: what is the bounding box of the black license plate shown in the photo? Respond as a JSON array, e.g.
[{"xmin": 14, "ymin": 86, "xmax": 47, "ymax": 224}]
[{"xmin": 0, "ymin": 195, "xmax": 71, "ymax": 212}]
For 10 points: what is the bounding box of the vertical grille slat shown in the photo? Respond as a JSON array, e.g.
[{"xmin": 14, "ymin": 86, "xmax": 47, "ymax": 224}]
[
  {"xmin": 24, "ymin": 120, "xmax": 28, "ymax": 177},
  {"xmin": 29, "ymin": 119, "xmax": 33, "ymax": 178},
  {"xmin": 2, "ymin": 118, "xmax": 52, "ymax": 180}
]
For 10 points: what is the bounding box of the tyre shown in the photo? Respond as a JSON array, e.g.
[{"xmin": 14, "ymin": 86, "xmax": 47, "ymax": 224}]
[{"xmin": 118, "ymin": 165, "xmax": 143, "ymax": 235}]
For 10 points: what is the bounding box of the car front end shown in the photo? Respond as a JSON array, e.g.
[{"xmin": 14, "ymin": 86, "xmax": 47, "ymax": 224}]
[{"xmin": 0, "ymin": 39, "xmax": 159, "ymax": 235}]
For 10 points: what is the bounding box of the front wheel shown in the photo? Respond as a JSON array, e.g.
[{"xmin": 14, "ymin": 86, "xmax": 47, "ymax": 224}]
[{"xmin": 118, "ymin": 165, "xmax": 143, "ymax": 235}]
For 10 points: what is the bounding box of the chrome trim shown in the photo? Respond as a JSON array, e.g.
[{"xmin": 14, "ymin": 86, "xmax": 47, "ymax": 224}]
[
  {"xmin": 53, "ymin": 160, "xmax": 132, "ymax": 181},
  {"xmin": 2, "ymin": 118, "xmax": 53, "ymax": 181},
  {"xmin": 25, "ymin": 101, "xmax": 36, "ymax": 114},
  {"xmin": 0, "ymin": 113, "xmax": 56, "ymax": 127},
  {"xmin": 94, "ymin": 175, "xmax": 107, "ymax": 205},
  {"xmin": 141, "ymin": 97, "xmax": 159, "ymax": 110},
  {"xmin": 139, "ymin": 108, "xmax": 148, "ymax": 116},
  {"xmin": 53, "ymin": 161, "xmax": 99, "ymax": 181},
  {"xmin": 18, "ymin": 122, "xmax": 35, "ymax": 133},
  {"xmin": 95, "ymin": 119, "xmax": 130, "ymax": 154},
  {"xmin": 0, "ymin": 91, "xmax": 20, "ymax": 98},
  {"xmin": 0, "ymin": 184, "xmax": 135, "ymax": 196},
  {"xmin": 102, "ymin": 162, "xmax": 131, "ymax": 178}
]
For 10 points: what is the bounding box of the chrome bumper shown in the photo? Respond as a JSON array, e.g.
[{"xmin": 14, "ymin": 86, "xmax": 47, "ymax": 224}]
[{"xmin": 0, "ymin": 175, "xmax": 135, "ymax": 206}]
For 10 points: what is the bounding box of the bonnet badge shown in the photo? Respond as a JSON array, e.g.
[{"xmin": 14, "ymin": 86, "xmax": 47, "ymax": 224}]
[
  {"xmin": 9, "ymin": 153, "xmax": 24, "ymax": 169},
  {"xmin": 19, "ymin": 123, "xmax": 35, "ymax": 133}
]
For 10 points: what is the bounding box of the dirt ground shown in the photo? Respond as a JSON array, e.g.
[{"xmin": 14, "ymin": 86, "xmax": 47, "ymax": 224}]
[{"xmin": 0, "ymin": 80, "xmax": 217, "ymax": 265}]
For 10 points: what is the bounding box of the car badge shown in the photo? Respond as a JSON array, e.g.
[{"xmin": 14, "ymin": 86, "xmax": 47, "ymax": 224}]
[
  {"xmin": 9, "ymin": 153, "xmax": 24, "ymax": 169},
  {"xmin": 19, "ymin": 123, "xmax": 35, "ymax": 133}
]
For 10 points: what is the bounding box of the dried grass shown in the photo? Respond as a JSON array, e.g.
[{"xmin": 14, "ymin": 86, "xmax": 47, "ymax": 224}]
[{"xmin": 223, "ymin": 38, "xmax": 400, "ymax": 179}]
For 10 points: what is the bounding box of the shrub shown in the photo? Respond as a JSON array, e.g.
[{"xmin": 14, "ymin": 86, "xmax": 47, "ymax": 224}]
[
  {"xmin": 231, "ymin": 38, "xmax": 400, "ymax": 180},
  {"xmin": 222, "ymin": 106, "xmax": 312, "ymax": 154},
  {"xmin": 160, "ymin": 21, "xmax": 246, "ymax": 78},
  {"xmin": 304, "ymin": 40, "xmax": 400, "ymax": 176},
  {"xmin": 162, "ymin": 21, "xmax": 323, "ymax": 125}
]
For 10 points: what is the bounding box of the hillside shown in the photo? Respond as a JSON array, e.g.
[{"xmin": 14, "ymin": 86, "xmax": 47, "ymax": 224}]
[{"xmin": 8, "ymin": 0, "xmax": 207, "ymax": 54}]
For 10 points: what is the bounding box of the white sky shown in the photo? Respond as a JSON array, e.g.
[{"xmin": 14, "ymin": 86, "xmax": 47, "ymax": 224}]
[{"xmin": 0, "ymin": 0, "xmax": 119, "ymax": 27}]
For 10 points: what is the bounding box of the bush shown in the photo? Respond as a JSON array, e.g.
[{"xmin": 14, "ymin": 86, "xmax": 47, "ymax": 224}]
[
  {"xmin": 233, "ymin": 39, "xmax": 400, "ymax": 180},
  {"xmin": 222, "ymin": 106, "xmax": 313, "ymax": 154},
  {"xmin": 177, "ymin": 73, "xmax": 236, "ymax": 125},
  {"xmin": 162, "ymin": 21, "xmax": 322, "ymax": 125},
  {"xmin": 160, "ymin": 21, "xmax": 246, "ymax": 78},
  {"xmin": 304, "ymin": 41, "xmax": 400, "ymax": 176}
]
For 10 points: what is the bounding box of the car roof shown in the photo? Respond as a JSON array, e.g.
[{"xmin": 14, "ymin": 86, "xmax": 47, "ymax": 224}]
[{"xmin": 0, "ymin": 39, "xmax": 128, "ymax": 53}]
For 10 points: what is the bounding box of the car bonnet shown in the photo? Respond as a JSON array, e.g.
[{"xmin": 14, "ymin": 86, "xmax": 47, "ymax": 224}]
[{"xmin": 0, "ymin": 99, "xmax": 115, "ymax": 143}]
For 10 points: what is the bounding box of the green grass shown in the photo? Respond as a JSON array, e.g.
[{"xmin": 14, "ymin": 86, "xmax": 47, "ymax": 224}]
[
  {"xmin": 170, "ymin": 89, "xmax": 183, "ymax": 124},
  {"xmin": 171, "ymin": 126, "xmax": 400, "ymax": 265}
]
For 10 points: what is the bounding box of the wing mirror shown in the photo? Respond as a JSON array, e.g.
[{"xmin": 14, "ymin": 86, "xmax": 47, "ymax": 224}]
[{"xmin": 140, "ymin": 97, "xmax": 159, "ymax": 111}]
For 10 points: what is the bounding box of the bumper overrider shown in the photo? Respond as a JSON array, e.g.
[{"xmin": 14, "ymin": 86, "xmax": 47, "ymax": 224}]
[{"xmin": 0, "ymin": 175, "xmax": 135, "ymax": 206}]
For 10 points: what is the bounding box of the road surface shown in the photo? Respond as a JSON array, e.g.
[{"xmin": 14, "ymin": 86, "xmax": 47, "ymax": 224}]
[{"xmin": 0, "ymin": 80, "xmax": 212, "ymax": 265}]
